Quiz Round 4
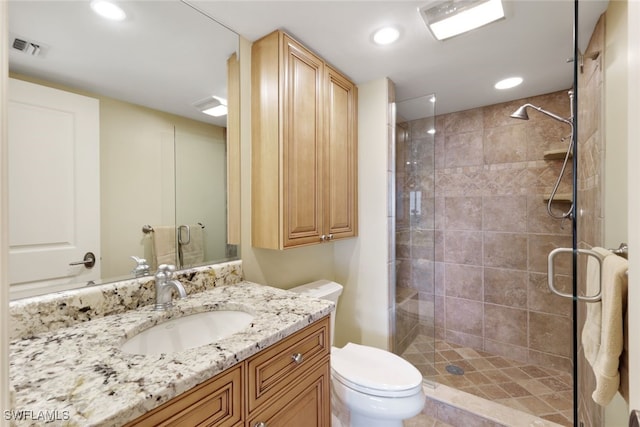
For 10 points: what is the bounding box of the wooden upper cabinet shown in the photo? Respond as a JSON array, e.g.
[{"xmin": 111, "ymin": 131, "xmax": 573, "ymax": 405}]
[
  {"xmin": 324, "ymin": 65, "xmax": 358, "ymax": 240},
  {"xmin": 252, "ymin": 30, "xmax": 358, "ymax": 250},
  {"xmin": 282, "ymin": 35, "xmax": 325, "ymax": 248}
]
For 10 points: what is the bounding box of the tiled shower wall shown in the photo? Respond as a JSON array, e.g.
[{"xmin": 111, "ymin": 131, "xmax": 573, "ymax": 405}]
[
  {"xmin": 576, "ymin": 14, "xmax": 605, "ymax": 427},
  {"xmin": 396, "ymin": 90, "xmax": 578, "ymax": 373}
]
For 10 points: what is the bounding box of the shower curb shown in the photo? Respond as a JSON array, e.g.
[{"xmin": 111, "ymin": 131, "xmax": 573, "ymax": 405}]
[{"xmin": 421, "ymin": 382, "xmax": 566, "ymax": 427}]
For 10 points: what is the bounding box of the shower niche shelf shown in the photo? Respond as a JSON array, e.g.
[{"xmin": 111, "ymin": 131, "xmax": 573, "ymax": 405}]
[
  {"xmin": 543, "ymin": 148, "xmax": 573, "ymax": 160},
  {"xmin": 543, "ymin": 194, "xmax": 572, "ymax": 203}
]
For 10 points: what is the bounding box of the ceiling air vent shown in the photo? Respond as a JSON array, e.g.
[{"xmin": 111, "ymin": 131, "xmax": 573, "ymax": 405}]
[{"xmin": 11, "ymin": 36, "xmax": 42, "ymax": 56}]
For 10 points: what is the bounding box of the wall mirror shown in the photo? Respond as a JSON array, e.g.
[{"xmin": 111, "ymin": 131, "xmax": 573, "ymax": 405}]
[{"xmin": 7, "ymin": 1, "xmax": 239, "ymax": 299}]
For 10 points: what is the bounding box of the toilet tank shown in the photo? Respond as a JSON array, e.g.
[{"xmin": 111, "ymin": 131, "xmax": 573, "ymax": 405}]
[{"xmin": 289, "ymin": 280, "xmax": 343, "ymax": 345}]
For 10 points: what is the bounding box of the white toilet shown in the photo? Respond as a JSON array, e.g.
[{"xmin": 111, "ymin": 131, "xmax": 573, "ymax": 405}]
[{"xmin": 290, "ymin": 280, "xmax": 425, "ymax": 427}]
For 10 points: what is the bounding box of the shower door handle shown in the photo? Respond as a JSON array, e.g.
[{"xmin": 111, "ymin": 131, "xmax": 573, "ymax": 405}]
[{"xmin": 547, "ymin": 247, "xmax": 603, "ymax": 302}]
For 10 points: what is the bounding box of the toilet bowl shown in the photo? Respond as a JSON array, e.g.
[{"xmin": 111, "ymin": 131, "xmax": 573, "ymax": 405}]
[{"xmin": 289, "ymin": 280, "xmax": 425, "ymax": 427}]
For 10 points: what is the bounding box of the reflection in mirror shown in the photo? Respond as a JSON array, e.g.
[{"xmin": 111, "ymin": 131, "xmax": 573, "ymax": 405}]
[{"xmin": 7, "ymin": 1, "xmax": 239, "ymax": 299}]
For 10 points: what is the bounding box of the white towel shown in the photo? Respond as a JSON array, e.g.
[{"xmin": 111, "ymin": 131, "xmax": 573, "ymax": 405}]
[
  {"xmin": 151, "ymin": 225, "xmax": 177, "ymax": 270},
  {"xmin": 581, "ymin": 246, "xmax": 628, "ymax": 406},
  {"xmin": 179, "ymin": 224, "xmax": 204, "ymax": 267}
]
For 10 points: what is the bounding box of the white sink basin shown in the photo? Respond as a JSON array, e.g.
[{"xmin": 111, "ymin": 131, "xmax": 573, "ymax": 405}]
[{"xmin": 120, "ymin": 310, "xmax": 254, "ymax": 355}]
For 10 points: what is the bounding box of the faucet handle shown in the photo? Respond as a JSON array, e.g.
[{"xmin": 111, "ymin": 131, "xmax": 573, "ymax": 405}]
[
  {"xmin": 130, "ymin": 256, "xmax": 150, "ymax": 277},
  {"xmin": 157, "ymin": 264, "xmax": 177, "ymax": 278}
]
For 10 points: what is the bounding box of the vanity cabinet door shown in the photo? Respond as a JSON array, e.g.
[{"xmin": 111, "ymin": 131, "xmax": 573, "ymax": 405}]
[
  {"xmin": 251, "ymin": 30, "xmax": 357, "ymax": 250},
  {"xmin": 125, "ymin": 364, "xmax": 243, "ymax": 427},
  {"xmin": 246, "ymin": 359, "xmax": 331, "ymax": 427},
  {"xmin": 246, "ymin": 316, "xmax": 330, "ymax": 412}
]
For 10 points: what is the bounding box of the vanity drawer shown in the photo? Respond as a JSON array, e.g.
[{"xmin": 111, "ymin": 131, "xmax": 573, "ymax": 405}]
[
  {"xmin": 125, "ymin": 364, "xmax": 243, "ymax": 427},
  {"xmin": 247, "ymin": 316, "xmax": 330, "ymax": 412}
]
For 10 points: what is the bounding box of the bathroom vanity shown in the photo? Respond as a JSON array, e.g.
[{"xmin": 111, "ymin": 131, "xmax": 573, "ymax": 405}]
[
  {"xmin": 8, "ymin": 261, "xmax": 333, "ymax": 426},
  {"xmin": 127, "ymin": 317, "xmax": 330, "ymax": 427}
]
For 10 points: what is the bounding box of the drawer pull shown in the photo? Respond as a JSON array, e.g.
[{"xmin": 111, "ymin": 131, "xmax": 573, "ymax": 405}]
[
  {"xmin": 254, "ymin": 423, "xmax": 267, "ymax": 427},
  {"xmin": 291, "ymin": 353, "xmax": 304, "ymax": 364}
]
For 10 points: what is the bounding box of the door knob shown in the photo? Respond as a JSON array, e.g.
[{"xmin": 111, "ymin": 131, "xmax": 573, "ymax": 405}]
[{"xmin": 69, "ymin": 252, "xmax": 96, "ymax": 269}]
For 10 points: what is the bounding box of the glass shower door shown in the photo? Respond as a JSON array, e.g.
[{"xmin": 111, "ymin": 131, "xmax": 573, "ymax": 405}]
[{"xmin": 393, "ymin": 94, "xmax": 437, "ymax": 384}]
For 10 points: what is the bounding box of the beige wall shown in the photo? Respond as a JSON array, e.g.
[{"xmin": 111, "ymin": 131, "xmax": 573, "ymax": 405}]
[
  {"xmin": 1, "ymin": 2, "xmax": 9, "ymax": 423},
  {"xmin": 334, "ymin": 78, "xmax": 391, "ymax": 350},
  {"xmin": 627, "ymin": 0, "xmax": 640, "ymax": 416},
  {"xmin": 604, "ymin": 2, "xmax": 629, "ymax": 425},
  {"xmin": 605, "ymin": 1, "xmax": 629, "ymax": 250}
]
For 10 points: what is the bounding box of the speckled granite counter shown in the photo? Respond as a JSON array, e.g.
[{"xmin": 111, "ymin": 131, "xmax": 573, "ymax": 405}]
[{"xmin": 9, "ymin": 280, "xmax": 333, "ymax": 426}]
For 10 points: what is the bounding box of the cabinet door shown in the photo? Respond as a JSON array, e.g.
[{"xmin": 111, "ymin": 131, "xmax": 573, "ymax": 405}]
[
  {"xmin": 324, "ymin": 66, "xmax": 358, "ymax": 240},
  {"xmin": 247, "ymin": 317, "xmax": 330, "ymax": 412},
  {"xmin": 125, "ymin": 365, "xmax": 243, "ymax": 427},
  {"xmin": 247, "ymin": 360, "xmax": 330, "ymax": 427},
  {"xmin": 282, "ymin": 35, "xmax": 325, "ymax": 248}
]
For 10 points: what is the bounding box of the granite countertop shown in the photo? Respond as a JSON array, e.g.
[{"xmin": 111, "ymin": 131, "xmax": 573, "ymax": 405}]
[{"xmin": 9, "ymin": 281, "xmax": 334, "ymax": 427}]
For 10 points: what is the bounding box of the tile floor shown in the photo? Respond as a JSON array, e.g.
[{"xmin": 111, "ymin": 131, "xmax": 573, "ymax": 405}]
[{"xmin": 401, "ymin": 336, "xmax": 574, "ymax": 427}]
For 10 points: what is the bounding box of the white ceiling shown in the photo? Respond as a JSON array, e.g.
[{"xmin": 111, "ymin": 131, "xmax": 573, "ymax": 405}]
[
  {"xmin": 195, "ymin": 0, "xmax": 608, "ymax": 115},
  {"xmin": 8, "ymin": 1, "xmax": 238, "ymax": 126},
  {"xmin": 8, "ymin": 0, "xmax": 609, "ymax": 124}
]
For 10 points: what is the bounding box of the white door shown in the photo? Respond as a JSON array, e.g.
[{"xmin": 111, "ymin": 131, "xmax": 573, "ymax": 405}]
[{"xmin": 8, "ymin": 78, "xmax": 100, "ymax": 299}]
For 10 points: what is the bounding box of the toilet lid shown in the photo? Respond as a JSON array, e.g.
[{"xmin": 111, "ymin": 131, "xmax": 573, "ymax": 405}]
[{"xmin": 331, "ymin": 343, "xmax": 423, "ymax": 397}]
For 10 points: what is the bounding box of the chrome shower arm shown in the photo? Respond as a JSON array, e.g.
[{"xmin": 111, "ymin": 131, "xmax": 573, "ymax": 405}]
[{"xmin": 527, "ymin": 104, "xmax": 573, "ymax": 127}]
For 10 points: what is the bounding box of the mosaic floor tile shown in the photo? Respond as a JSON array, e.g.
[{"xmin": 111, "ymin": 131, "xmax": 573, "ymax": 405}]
[{"xmin": 401, "ymin": 336, "xmax": 574, "ymax": 427}]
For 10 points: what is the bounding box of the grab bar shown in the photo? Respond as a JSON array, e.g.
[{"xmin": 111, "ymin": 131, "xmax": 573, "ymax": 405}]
[{"xmin": 547, "ymin": 247, "xmax": 604, "ymax": 302}]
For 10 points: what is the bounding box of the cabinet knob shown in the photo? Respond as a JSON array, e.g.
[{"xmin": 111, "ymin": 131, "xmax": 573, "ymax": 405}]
[
  {"xmin": 320, "ymin": 235, "xmax": 326, "ymax": 241},
  {"xmin": 291, "ymin": 353, "xmax": 304, "ymax": 364},
  {"xmin": 328, "ymin": 234, "xmax": 334, "ymax": 240},
  {"xmin": 254, "ymin": 423, "xmax": 267, "ymax": 427}
]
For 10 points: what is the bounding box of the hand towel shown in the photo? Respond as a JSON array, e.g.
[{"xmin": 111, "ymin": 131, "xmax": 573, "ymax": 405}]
[
  {"xmin": 581, "ymin": 246, "xmax": 628, "ymax": 406},
  {"xmin": 179, "ymin": 224, "xmax": 204, "ymax": 267},
  {"xmin": 151, "ymin": 225, "xmax": 177, "ymax": 270}
]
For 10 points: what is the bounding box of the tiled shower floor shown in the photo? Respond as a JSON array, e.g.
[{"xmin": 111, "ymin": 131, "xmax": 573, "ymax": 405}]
[{"xmin": 401, "ymin": 336, "xmax": 574, "ymax": 427}]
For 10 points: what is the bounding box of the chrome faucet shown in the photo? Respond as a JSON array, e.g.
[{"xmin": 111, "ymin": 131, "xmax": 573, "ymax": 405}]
[{"xmin": 154, "ymin": 264, "xmax": 187, "ymax": 311}]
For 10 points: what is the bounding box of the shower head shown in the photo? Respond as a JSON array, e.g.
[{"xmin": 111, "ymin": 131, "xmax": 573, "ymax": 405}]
[
  {"xmin": 509, "ymin": 103, "xmax": 572, "ymax": 127},
  {"xmin": 510, "ymin": 105, "xmax": 530, "ymax": 120}
]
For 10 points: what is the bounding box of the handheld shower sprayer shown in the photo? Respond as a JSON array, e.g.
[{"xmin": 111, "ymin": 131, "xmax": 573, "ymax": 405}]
[{"xmin": 510, "ymin": 90, "xmax": 575, "ymax": 221}]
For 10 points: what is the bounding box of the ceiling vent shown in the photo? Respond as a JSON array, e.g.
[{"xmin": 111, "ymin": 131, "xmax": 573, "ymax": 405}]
[{"xmin": 11, "ymin": 35, "xmax": 44, "ymax": 57}]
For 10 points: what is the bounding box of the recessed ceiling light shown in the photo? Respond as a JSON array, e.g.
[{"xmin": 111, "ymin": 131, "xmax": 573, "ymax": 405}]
[
  {"xmin": 90, "ymin": 0, "xmax": 126, "ymax": 21},
  {"xmin": 373, "ymin": 27, "xmax": 400, "ymax": 45},
  {"xmin": 195, "ymin": 96, "xmax": 228, "ymax": 117},
  {"xmin": 494, "ymin": 77, "xmax": 523, "ymax": 90},
  {"xmin": 419, "ymin": 0, "xmax": 505, "ymax": 41}
]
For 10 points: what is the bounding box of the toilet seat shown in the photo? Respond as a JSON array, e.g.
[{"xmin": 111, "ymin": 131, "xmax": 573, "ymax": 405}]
[{"xmin": 331, "ymin": 343, "xmax": 423, "ymax": 398}]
